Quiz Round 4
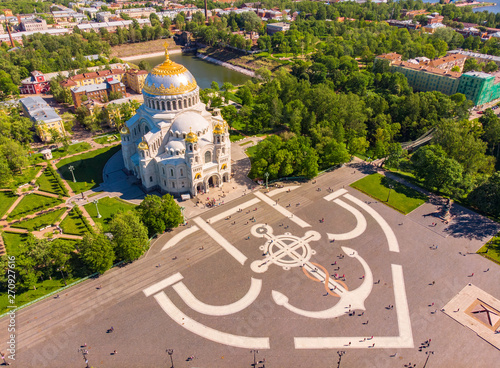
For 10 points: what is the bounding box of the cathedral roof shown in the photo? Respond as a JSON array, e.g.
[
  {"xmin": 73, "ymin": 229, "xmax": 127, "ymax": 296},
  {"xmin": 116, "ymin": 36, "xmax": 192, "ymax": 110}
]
[
  {"xmin": 171, "ymin": 111, "xmax": 209, "ymax": 135},
  {"xmin": 142, "ymin": 43, "xmax": 197, "ymax": 96}
]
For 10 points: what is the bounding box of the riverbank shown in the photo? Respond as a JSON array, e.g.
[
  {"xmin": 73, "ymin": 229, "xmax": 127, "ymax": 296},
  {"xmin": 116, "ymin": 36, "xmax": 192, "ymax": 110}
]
[
  {"xmin": 119, "ymin": 48, "xmax": 184, "ymax": 62},
  {"xmin": 196, "ymin": 53, "xmax": 256, "ymax": 77},
  {"xmin": 455, "ymin": 1, "xmax": 496, "ymax": 8},
  {"xmin": 110, "ymin": 39, "xmax": 181, "ymax": 58}
]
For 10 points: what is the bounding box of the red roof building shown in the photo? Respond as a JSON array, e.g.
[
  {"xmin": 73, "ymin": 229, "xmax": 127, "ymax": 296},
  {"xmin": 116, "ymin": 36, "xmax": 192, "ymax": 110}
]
[{"xmin": 19, "ymin": 70, "xmax": 50, "ymax": 95}]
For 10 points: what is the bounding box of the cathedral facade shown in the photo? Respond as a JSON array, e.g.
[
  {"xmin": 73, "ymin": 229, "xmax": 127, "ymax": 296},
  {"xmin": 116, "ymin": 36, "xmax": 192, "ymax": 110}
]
[{"xmin": 120, "ymin": 47, "xmax": 231, "ymax": 196}]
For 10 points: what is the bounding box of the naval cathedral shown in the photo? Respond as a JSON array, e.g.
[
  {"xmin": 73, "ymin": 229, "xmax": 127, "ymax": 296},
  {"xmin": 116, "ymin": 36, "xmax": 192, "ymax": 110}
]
[{"xmin": 120, "ymin": 46, "xmax": 231, "ymax": 196}]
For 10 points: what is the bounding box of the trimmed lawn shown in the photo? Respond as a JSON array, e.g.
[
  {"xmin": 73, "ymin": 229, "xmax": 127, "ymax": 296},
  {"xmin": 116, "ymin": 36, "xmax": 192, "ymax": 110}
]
[
  {"xmin": 477, "ymin": 233, "xmax": 500, "ymax": 265},
  {"xmin": 230, "ymin": 133, "xmax": 245, "ymax": 142},
  {"xmin": 36, "ymin": 169, "xmax": 66, "ymax": 196},
  {"xmin": 60, "ymin": 207, "xmax": 89, "ymax": 235},
  {"xmin": 350, "ymin": 173, "xmax": 428, "ymax": 215},
  {"xmin": 56, "ymin": 145, "xmax": 121, "ymax": 194},
  {"xmin": 51, "ymin": 142, "xmax": 92, "ymax": 160},
  {"xmin": 11, "ymin": 208, "xmax": 66, "ymax": 232},
  {"xmin": 0, "ymin": 165, "xmax": 41, "ymax": 189},
  {"xmin": 0, "ymin": 191, "xmax": 17, "ymax": 218},
  {"xmin": 93, "ymin": 134, "xmax": 119, "ymax": 145},
  {"xmin": 245, "ymin": 145, "xmax": 258, "ymax": 158},
  {"xmin": 8, "ymin": 193, "xmax": 63, "ymax": 220},
  {"xmin": 1, "ymin": 231, "xmax": 28, "ymax": 257},
  {"xmin": 84, "ymin": 196, "xmax": 136, "ymax": 232}
]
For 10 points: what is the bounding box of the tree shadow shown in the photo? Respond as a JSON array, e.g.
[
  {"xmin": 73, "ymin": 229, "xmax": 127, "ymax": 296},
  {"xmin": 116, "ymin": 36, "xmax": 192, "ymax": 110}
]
[
  {"xmin": 443, "ymin": 203, "xmax": 500, "ymax": 240},
  {"xmin": 350, "ymin": 161, "xmax": 377, "ymax": 175},
  {"xmin": 380, "ymin": 175, "xmax": 428, "ymax": 202}
]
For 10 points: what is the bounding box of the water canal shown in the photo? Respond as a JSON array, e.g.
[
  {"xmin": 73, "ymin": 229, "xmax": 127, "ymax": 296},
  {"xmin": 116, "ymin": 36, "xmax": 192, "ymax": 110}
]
[{"xmin": 127, "ymin": 53, "xmax": 252, "ymax": 89}]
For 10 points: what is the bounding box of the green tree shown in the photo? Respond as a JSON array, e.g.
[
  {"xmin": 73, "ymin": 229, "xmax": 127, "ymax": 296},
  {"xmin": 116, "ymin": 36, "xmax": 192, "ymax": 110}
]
[
  {"xmin": 137, "ymin": 194, "xmax": 183, "ymax": 236},
  {"xmin": 467, "ymin": 172, "xmax": 500, "ymax": 217},
  {"xmin": 411, "ymin": 145, "xmax": 463, "ymax": 192},
  {"xmin": 78, "ymin": 232, "xmax": 115, "ymax": 274},
  {"xmin": 109, "ymin": 211, "xmax": 149, "ymax": 261}
]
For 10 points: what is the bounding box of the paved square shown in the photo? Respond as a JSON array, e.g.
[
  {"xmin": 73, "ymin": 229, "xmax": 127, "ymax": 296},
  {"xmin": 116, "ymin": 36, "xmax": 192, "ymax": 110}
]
[{"xmin": 2, "ymin": 165, "xmax": 500, "ymax": 368}]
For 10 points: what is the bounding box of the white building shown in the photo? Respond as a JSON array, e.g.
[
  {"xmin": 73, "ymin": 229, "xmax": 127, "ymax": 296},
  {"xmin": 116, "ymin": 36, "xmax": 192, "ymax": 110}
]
[{"xmin": 120, "ymin": 47, "xmax": 231, "ymax": 196}]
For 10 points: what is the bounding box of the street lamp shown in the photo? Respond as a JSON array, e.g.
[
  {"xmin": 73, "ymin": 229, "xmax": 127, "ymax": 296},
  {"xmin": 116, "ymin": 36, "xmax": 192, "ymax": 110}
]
[
  {"xmin": 264, "ymin": 172, "xmax": 269, "ymax": 190},
  {"xmin": 180, "ymin": 206, "xmax": 186, "ymax": 225},
  {"xmin": 78, "ymin": 347, "xmax": 89, "ymax": 368},
  {"xmin": 68, "ymin": 165, "xmax": 76, "ymax": 182},
  {"xmin": 337, "ymin": 350, "xmax": 345, "ymax": 368},
  {"xmin": 93, "ymin": 199, "xmax": 102, "ymax": 219},
  {"xmin": 386, "ymin": 184, "xmax": 394, "ymax": 202},
  {"xmin": 423, "ymin": 351, "xmax": 434, "ymax": 368},
  {"xmin": 57, "ymin": 265, "xmax": 67, "ymax": 286},
  {"xmin": 250, "ymin": 349, "xmax": 259, "ymax": 367},
  {"xmin": 166, "ymin": 349, "xmax": 174, "ymax": 368}
]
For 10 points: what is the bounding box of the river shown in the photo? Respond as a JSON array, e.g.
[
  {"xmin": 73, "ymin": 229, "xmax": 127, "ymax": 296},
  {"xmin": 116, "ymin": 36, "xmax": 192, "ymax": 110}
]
[
  {"xmin": 126, "ymin": 53, "xmax": 251, "ymax": 89},
  {"xmin": 422, "ymin": 0, "xmax": 500, "ymax": 14}
]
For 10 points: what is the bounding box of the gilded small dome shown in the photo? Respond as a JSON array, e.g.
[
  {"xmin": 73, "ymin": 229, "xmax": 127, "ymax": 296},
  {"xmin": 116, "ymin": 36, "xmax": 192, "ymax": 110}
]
[
  {"xmin": 120, "ymin": 126, "xmax": 130, "ymax": 134},
  {"xmin": 138, "ymin": 140, "xmax": 149, "ymax": 150},
  {"xmin": 213, "ymin": 123, "xmax": 224, "ymax": 135},
  {"xmin": 185, "ymin": 128, "xmax": 198, "ymax": 143},
  {"xmin": 142, "ymin": 43, "xmax": 197, "ymax": 96}
]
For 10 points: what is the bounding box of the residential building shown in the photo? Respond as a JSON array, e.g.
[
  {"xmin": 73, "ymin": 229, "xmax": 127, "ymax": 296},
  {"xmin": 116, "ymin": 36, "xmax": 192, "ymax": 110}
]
[
  {"xmin": 71, "ymin": 77, "xmax": 127, "ymax": 108},
  {"xmin": 60, "ymin": 68, "xmax": 127, "ymax": 88},
  {"xmin": 422, "ymin": 22, "xmax": 446, "ymax": 34},
  {"xmin": 386, "ymin": 19, "xmax": 421, "ymax": 30},
  {"xmin": 20, "ymin": 96, "xmax": 66, "ymax": 142},
  {"xmin": 20, "ymin": 18, "xmax": 48, "ymax": 32},
  {"xmin": 417, "ymin": 54, "xmax": 467, "ymax": 73},
  {"xmin": 115, "ymin": 7, "xmax": 156, "ymax": 19},
  {"xmin": 76, "ymin": 19, "xmax": 151, "ymax": 32},
  {"xmin": 266, "ymin": 22, "xmax": 290, "ymax": 35},
  {"xmin": 96, "ymin": 11, "xmax": 112, "ymax": 22},
  {"xmin": 19, "ymin": 71, "xmax": 50, "ymax": 95},
  {"xmin": 0, "ymin": 28, "xmax": 72, "ymax": 45},
  {"xmin": 401, "ymin": 9, "xmax": 428, "ymax": 19},
  {"xmin": 448, "ymin": 50, "xmax": 500, "ymax": 68},
  {"xmin": 457, "ymin": 72, "xmax": 500, "ymax": 106},
  {"xmin": 124, "ymin": 69, "xmax": 148, "ymax": 93}
]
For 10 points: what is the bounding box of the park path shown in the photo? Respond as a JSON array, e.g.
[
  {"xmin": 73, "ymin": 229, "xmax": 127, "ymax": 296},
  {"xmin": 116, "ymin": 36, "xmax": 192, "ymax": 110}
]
[{"xmin": 0, "ymin": 140, "xmax": 119, "ymax": 255}]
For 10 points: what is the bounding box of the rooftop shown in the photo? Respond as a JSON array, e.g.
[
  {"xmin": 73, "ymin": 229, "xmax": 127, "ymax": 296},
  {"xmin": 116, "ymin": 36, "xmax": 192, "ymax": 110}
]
[{"xmin": 20, "ymin": 96, "xmax": 61, "ymax": 125}]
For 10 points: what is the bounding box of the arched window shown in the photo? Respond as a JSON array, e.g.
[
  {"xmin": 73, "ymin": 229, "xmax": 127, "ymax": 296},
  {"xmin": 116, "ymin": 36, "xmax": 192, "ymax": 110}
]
[
  {"xmin": 222, "ymin": 147, "xmax": 225, "ymax": 154},
  {"xmin": 162, "ymin": 167, "xmax": 165, "ymax": 175},
  {"xmin": 172, "ymin": 100, "xmax": 177, "ymax": 110},
  {"xmin": 204, "ymin": 151, "xmax": 211, "ymax": 163},
  {"xmin": 150, "ymin": 176, "xmax": 153, "ymax": 182},
  {"xmin": 167, "ymin": 101, "xmax": 171, "ymax": 110},
  {"xmin": 189, "ymin": 144, "xmax": 192, "ymax": 151},
  {"xmin": 195, "ymin": 156, "xmax": 199, "ymax": 163},
  {"xmin": 144, "ymin": 125, "xmax": 149, "ymax": 134},
  {"xmin": 184, "ymin": 99, "xmax": 187, "ymax": 108},
  {"xmin": 180, "ymin": 168, "xmax": 183, "ymax": 176},
  {"xmin": 161, "ymin": 101, "xmax": 165, "ymax": 110},
  {"xmin": 170, "ymin": 169, "xmax": 174, "ymax": 176}
]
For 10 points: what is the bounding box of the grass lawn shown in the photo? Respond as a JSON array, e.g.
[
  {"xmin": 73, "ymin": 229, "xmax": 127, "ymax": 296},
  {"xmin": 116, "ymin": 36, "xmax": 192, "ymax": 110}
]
[
  {"xmin": 84, "ymin": 196, "xmax": 136, "ymax": 232},
  {"xmin": 8, "ymin": 193, "xmax": 63, "ymax": 220},
  {"xmin": 93, "ymin": 134, "xmax": 120, "ymax": 145},
  {"xmin": 0, "ymin": 191, "xmax": 17, "ymax": 218},
  {"xmin": 1, "ymin": 232, "xmax": 29, "ymax": 256},
  {"xmin": 239, "ymin": 141, "xmax": 252, "ymax": 146},
  {"xmin": 60, "ymin": 207, "xmax": 89, "ymax": 235},
  {"xmin": 36, "ymin": 169, "xmax": 66, "ymax": 196},
  {"xmin": 245, "ymin": 145, "xmax": 258, "ymax": 158},
  {"xmin": 57, "ymin": 145, "xmax": 121, "ymax": 194},
  {"xmin": 11, "ymin": 208, "xmax": 66, "ymax": 232},
  {"xmin": 0, "ymin": 165, "xmax": 41, "ymax": 189},
  {"xmin": 477, "ymin": 233, "xmax": 500, "ymax": 265},
  {"xmin": 51, "ymin": 142, "xmax": 92, "ymax": 160},
  {"xmin": 230, "ymin": 133, "xmax": 245, "ymax": 142},
  {"xmin": 350, "ymin": 173, "xmax": 428, "ymax": 214}
]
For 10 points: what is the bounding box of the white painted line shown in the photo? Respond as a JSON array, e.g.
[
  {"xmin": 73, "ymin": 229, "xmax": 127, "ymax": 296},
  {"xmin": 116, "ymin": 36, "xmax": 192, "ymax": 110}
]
[
  {"xmin": 172, "ymin": 278, "xmax": 262, "ymax": 316},
  {"xmin": 323, "ymin": 188, "xmax": 348, "ymax": 201},
  {"xmin": 344, "ymin": 194, "xmax": 400, "ymax": 253},
  {"xmin": 392, "ymin": 264, "xmax": 413, "ymax": 347},
  {"xmin": 161, "ymin": 226, "xmax": 199, "ymax": 251},
  {"xmin": 207, "ymin": 197, "xmax": 261, "ymax": 224},
  {"xmin": 267, "ymin": 185, "xmax": 300, "ymax": 197},
  {"xmin": 143, "ymin": 273, "xmax": 183, "ymax": 297},
  {"xmin": 154, "ymin": 292, "xmax": 270, "ymax": 349},
  {"xmin": 254, "ymin": 191, "xmax": 311, "ymax": 228},
  {"xmin": 193, "ymin": 217, "xmax": 247, "ymax": 265},
  {"xmin": 294, "ymin": 264, "xmax": 413, "ymax": 349},
  {"xmin": 327, "ymin": 199, "xmax": 367, "ymax": 240}
]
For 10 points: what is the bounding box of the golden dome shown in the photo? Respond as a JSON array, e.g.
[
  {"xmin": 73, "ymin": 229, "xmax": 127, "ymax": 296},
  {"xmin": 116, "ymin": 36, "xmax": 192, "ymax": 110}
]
[
  {"xmin": 138, "ymin": 140, "xmax": 149, "ymax": 150},
  {"xmin": 213, "ymin": 123, "xmax": 224, "ymax": 135},
  {"xmin": 142, "ymin": 43, "xmax": 198, "ymax": 96},
  {"xmin": 120, "ymin": 125, "xmax": 130, "ymax": 134},
  {"xmin": 185, "ymin": 128, "xmax": 198, "ymax": 143}
]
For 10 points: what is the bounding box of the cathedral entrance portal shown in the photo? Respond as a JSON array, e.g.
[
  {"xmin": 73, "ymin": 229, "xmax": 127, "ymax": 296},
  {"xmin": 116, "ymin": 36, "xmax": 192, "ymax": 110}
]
[
  {"xmin": 195, "ymin": 182, "xmax": 205, "ymax": 195},
  {"xmin": 207, "ymin": 174, "xmax": 219, "ymax": 188}
]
